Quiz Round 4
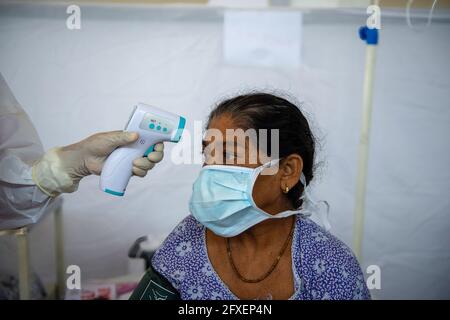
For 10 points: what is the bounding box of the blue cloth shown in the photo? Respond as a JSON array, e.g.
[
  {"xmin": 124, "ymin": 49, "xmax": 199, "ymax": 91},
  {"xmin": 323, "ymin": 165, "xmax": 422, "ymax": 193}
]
[{"xmin": 151, "ymin": 214, "xmax": 371, "ymax": 300}]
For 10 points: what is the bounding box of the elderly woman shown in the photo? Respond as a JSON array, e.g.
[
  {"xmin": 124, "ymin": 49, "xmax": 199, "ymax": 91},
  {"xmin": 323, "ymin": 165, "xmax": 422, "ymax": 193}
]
[{"xmin": 131, "ymin": 93, "xmax": 370, "ymax": 300}]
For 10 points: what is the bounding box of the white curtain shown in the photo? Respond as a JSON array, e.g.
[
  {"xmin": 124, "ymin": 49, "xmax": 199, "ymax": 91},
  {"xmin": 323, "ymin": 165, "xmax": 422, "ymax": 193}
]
[{"xmin": 0, "ymin": 3, "xmax": 448, "ymax": 299}]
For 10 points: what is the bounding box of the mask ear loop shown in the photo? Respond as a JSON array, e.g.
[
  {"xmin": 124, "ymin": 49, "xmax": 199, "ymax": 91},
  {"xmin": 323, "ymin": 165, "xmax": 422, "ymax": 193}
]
[
  {"xmin": 247, "ymin": 158, "xmax": 281, "ymax": 210},
  {"xmin": 299, "ymin": 174, "xmax": 331, "ymax": 231},
  {"xmin": 249, "ymin": 158, "xmax": 302, "ymax": 217}
]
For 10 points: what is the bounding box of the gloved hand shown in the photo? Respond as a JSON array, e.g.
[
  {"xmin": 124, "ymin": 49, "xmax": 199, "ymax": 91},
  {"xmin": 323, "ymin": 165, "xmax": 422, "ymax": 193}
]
[{"xmin": 31, "ymin": 131, "xmax": 164, "ymax": 197}]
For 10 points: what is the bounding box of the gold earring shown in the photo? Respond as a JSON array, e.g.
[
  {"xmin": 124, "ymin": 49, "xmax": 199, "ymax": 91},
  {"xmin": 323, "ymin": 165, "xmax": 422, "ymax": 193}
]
[{"xmin": 283, "ymin": 185, "xmax": 289, "ymax": 194}]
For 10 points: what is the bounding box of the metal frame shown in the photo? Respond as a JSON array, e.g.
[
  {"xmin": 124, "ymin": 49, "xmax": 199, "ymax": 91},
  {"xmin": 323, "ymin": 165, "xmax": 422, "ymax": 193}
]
[
  {"xmin": 0, "ymin": 198, "xmax": 65, "ymax": 300},
  {"xmin": 352, "ymin": 0, "xmax": 379, "ymax": 261}
]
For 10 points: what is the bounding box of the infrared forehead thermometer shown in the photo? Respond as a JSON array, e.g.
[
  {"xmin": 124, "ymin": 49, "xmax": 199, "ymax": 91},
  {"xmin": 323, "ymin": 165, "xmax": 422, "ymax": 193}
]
[{"xmin": 100, "ymin": 103, "xmax": 186, "ymax": 196}]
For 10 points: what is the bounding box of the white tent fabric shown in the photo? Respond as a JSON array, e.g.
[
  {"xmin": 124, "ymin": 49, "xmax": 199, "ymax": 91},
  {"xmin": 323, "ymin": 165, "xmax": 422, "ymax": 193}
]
[{"xmin": 0, "ymin": 3, "xmax": 448, "ymax": 299}]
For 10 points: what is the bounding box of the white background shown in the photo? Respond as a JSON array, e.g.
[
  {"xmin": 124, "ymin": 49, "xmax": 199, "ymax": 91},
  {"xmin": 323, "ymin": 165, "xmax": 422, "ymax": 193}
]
[{"xmin": 0, "ymin": 3, "xmax": 449, "ymax": 299}]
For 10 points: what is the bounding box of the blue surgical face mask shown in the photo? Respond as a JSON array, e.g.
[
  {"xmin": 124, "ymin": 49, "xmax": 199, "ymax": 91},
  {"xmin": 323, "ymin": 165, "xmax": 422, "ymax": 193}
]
[{"xmin": 189, "ymin": 160, "xmax": 306, "ymax": 237}]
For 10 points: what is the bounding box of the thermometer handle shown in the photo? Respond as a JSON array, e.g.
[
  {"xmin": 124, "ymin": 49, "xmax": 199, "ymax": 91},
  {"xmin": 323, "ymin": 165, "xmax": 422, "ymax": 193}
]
[
  {"xmin": 100, "ymin": 139, "xmax": 158, "ymax": 196},
  {"xmin": 100, "ymin": 147, "xmax": 141, "ymax": 196}
]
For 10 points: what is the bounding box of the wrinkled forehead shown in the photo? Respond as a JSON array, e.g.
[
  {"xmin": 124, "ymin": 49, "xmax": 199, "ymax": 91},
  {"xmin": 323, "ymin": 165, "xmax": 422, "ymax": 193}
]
[
  {"xmin": 204, "ymin": 114, "xmax": 258, "ymax": 149},
  {"xmin": 206, "ymin": 113, "xmax": 240, "ymax": 134}
]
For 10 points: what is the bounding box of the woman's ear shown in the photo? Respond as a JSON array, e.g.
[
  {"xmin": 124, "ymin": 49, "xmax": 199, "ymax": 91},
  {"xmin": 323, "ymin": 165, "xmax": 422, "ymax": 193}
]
[{"xmin": 279, "ymin": 154, "xmax": 303, "ymax": 191}]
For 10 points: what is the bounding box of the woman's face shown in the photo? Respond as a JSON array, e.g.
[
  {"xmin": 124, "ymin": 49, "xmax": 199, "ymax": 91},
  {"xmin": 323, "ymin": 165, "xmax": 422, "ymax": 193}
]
[{"xmin": 203, "ymin": 114, "xmax": 301, "ymax": 214}]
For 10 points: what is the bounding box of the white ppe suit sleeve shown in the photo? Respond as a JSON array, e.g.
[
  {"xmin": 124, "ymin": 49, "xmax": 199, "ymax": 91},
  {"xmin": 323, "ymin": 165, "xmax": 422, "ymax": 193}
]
[{"xmin": 0, "ymin": 73, "xmax": 53, "ymax": 230}]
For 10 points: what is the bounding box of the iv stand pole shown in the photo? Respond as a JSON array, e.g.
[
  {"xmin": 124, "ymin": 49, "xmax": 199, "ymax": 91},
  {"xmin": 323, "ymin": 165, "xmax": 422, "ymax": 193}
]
[{"xmin": 353, "ymin": 0, "xmax": 380, "ymax": 261}]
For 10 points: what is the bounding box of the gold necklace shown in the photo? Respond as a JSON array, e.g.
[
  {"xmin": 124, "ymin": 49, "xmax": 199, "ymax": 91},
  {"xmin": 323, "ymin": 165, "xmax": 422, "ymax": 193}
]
[{"xmin": 226, "ymin": 218, "xmax": 295, "ymax": 284}]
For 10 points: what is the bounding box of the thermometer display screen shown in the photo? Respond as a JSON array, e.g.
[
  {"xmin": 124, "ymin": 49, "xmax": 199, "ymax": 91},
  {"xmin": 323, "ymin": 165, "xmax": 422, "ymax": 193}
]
[{"xmin": 139, "ymin": 113, "xmax": 173, "ymax": 134}]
